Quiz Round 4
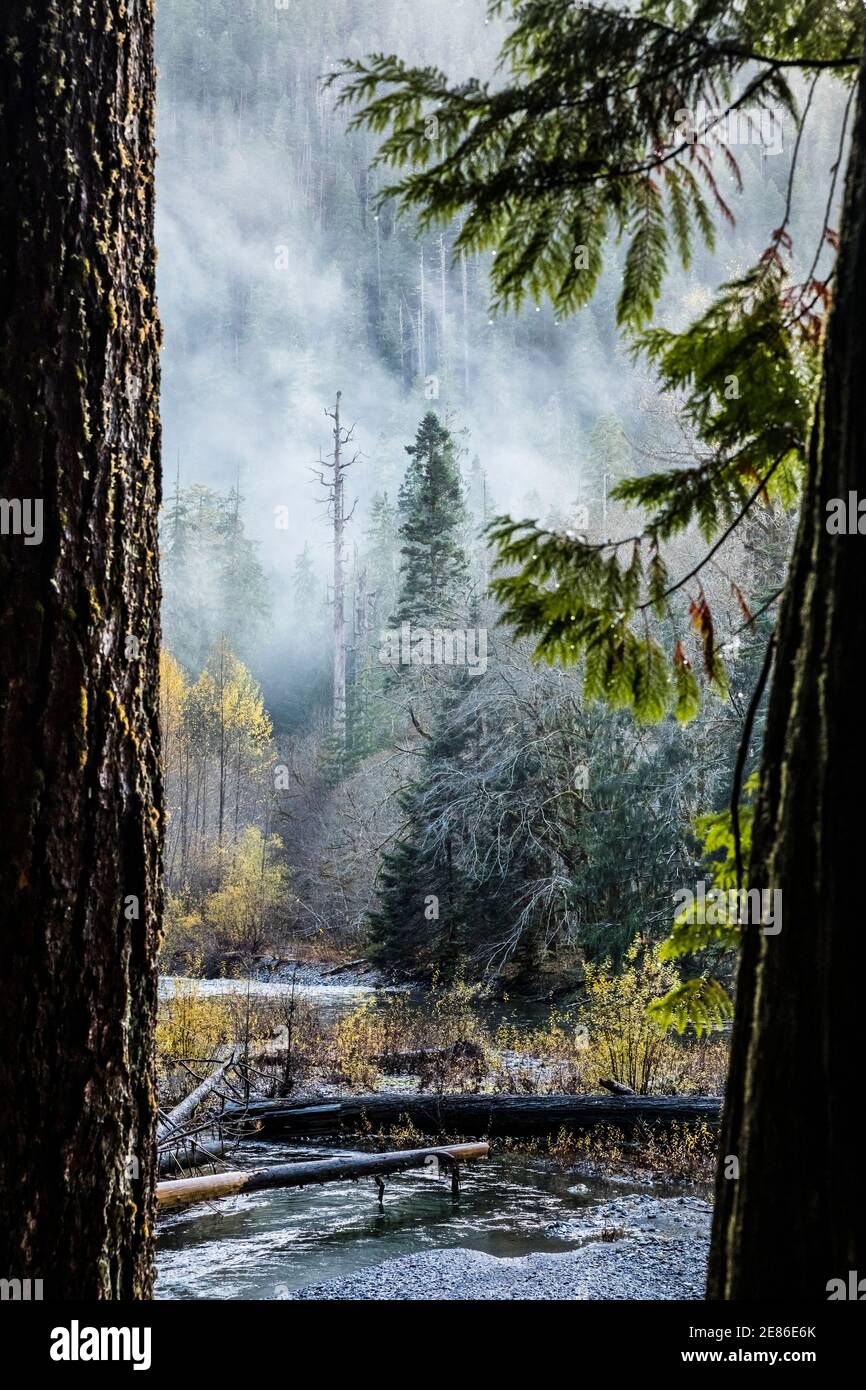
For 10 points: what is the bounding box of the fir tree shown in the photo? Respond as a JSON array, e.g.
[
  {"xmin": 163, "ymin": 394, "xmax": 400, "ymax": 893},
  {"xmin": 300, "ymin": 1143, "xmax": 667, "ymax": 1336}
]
[
  {"xmin": 342, "ymin": 494, "xmax": 402, "ymax": 761},
  {"xmin": 364, "ymin": 491, "xmax": 401, "ymax": 630},
  {"xmin": 291, "ymin": 541, "xmax": 320, "ymax": 623},
  {"xmin": 161, "ymin": 484, "xmax": 270, "ymax": 673},
  {"xmin": 368, "ymin": 669, "xmax": 483, "ymax": 975},
  {"xmin": 218, "ymin": 483, "xmax": 271, "ymax": 660},
  {"xmin": 392, "ymin": 412, "xmax": 469, "ymax": 628},
  {"xmin": 583, "ymin": 414, "xmax": 633, "ymax": 525}
]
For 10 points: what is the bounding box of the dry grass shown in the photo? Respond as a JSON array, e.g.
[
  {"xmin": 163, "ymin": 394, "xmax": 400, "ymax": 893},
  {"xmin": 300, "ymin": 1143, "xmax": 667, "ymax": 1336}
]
[{"xmin": 157, "ymin": 975, "xmax": 728, "ymax": 1102}]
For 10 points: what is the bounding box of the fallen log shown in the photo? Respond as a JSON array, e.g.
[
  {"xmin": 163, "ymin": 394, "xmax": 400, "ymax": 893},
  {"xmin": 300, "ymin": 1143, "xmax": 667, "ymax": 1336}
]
[
  {"xmin": 599, "ymin": 1077, "xmax": 636, "ymax": 1096},
  {"xmin": 221, "ymin": 1092, "xmax": 721, "ymax": 1139},
  {"xmin": 321, "ymin": 957, "xmax": 369, "ymax": 977},
  {"xmin": 156, "ymin": 1141, "xmax": 489, "ymax": 1211},
  {"xmin": 374, "ymin": 1039, "xmax": 484, "ymax": 1075},
  {"xmin": 157, "ymin": 1047, "xmax": 239, "ymax": 1142},
  {"xmin": 157, "ymin": 1139, "xmax": 232, "ymax": 1176}
]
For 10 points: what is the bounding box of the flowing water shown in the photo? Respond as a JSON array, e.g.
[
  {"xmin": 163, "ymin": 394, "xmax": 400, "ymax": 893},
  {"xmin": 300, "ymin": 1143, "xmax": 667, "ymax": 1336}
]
[
  {"xmin": 156, "ymin": 971, "xmax": 659, "ymax": 1300},
  {"xmin": 155, "ymin": 1142, "xmax": 657, "ymax": 1300},
  {"xmin": 159, "ymin": 971, "xmax": 382, "ymax": 1023}
]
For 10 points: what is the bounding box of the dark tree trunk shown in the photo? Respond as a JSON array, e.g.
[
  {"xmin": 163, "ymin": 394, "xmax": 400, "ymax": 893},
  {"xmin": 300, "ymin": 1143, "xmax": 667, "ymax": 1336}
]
[
  {"xmin": 0, "ymin": 1, "xmax": 161, "ymax": 1300},
  {"xmin": 708, "ymin": 54, "xmax": 866, "ymax": 1300}
]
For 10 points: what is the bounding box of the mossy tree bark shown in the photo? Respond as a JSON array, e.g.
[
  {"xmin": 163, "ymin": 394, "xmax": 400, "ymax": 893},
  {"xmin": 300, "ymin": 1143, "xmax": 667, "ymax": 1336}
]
[
  {"xmin": 0, "ymin": 1, "xmax": 161, "ymax": 1300},
  {"xmin": 708, "ymin": 52, "xmax": 866, "ymax": 1300}
]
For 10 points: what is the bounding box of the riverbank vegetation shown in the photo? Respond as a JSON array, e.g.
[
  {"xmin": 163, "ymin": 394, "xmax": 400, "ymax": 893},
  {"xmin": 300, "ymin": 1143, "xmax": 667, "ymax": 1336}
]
[
  {"xmin": 156, "ymin": 968, "xmax": 724, "ymax": 1190},
  {"xmin": 157, "ymin": 965, "xmax": 727, "ymax": 1108}
]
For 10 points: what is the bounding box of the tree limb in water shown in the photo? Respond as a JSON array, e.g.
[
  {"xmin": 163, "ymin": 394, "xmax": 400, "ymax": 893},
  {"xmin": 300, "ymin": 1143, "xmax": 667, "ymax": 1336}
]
[{"xmin": 156, "ymin": 1141, "xmax": 489, "ymax": 1210}]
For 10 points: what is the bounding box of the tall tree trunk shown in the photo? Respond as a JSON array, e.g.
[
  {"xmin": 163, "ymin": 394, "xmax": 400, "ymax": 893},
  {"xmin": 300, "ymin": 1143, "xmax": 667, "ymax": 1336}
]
[
  {"xmin": 332, "ymin": 392, "xmax": 347, "ymax": 749},
  {"xmin": 708, "ymin": 53, "xmax": 866, "ymax": 1300},
  {"xmin": 0, "ymin": 1, "xmax": 161, "ymax": 1299},
  {"xmin": 374, "ymin": 208, "xmax": 382, "ymax": 314},
  {"xmin": 216, "ymin": 637, "xmax": 227, "ymax": 847},
  {"xmin": 181, "ymin": 742, "xmax": 190, "ymax": 875},
  {"xmin": 461, "ymin": 250, "xmax": 469, "ymax": 400},
  {"xmin": 439, "ymin": 232, "xmax": 447, "ymax": 389},
  {"xmin": 419, "ymin": 246, "xmax": 427, "ymax": 381}
]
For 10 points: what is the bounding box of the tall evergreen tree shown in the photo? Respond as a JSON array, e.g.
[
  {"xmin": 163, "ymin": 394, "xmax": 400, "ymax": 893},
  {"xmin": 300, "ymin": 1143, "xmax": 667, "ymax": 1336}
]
[
  {"xmin": 368, "ymin": 670, "xmax": 482, "ymax": 974},
  {"xmin": 583, "ymin": 414, "xmax": 633, "ymax": 525},
  {"xmin": 341, "ymin": 494, "xmax": 402, "ymax": 762},
  {"xmin": 291, "ymin": 541, "xmax": 319, "ymax": 623},
  {"xmin": 371, "ymin": 421, "xmax": 478, "ymax": 960},
  {"xmin": 392, "ymin": 412, "xmax": 469, "ymax": 627},
  {"xmin": 365, "ymin": 491, "xmax": 401, "ymax": 629},
  {"xmin": 217, "ymin": 483, "xmax": 270, "ymax": 661},
  {"xmin": 161, "ymin": 483, "xmax": 269, "ymax": 673}
]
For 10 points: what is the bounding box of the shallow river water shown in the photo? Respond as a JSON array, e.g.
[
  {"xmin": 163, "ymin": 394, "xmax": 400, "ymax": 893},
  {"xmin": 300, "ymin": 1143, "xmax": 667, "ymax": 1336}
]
[
  {"xmin": 159, "ymin": 971, "xmax": 381, "ymax": 1022},
  {"xmin": 155, "ymin": 1143, "xmax": 665, "ymax": 1300},
  {"xmin": 156, "ymin": 972, "xmax": 669, "ymax": 1300}
]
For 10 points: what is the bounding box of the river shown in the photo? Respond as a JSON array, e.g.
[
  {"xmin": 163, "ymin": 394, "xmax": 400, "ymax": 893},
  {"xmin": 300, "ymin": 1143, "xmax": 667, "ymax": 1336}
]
[
  {"xmin": 155, "ymin": 971, "xmax": 682, "ymax": 1300},
  {"xmin": 158, "ymin": 969, "xmax": 384, "ymax": 1023},
  {"xmin": 155, "ymin": 1139, "xmax": 676, "ymax": 1299}
]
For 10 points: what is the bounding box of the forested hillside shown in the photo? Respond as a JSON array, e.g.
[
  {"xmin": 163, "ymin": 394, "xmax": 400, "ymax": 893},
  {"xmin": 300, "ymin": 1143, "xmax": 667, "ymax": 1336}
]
[{"xmin": 154, "ymin": 0, "xmax": 834, "ymax": 991}]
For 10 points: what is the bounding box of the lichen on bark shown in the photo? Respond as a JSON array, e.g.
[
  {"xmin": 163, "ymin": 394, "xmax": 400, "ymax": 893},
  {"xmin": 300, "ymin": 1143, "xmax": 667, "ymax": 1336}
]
[{"xmin": 0, "ymin": 0, "xmax": 162, "ymax": 1300}]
